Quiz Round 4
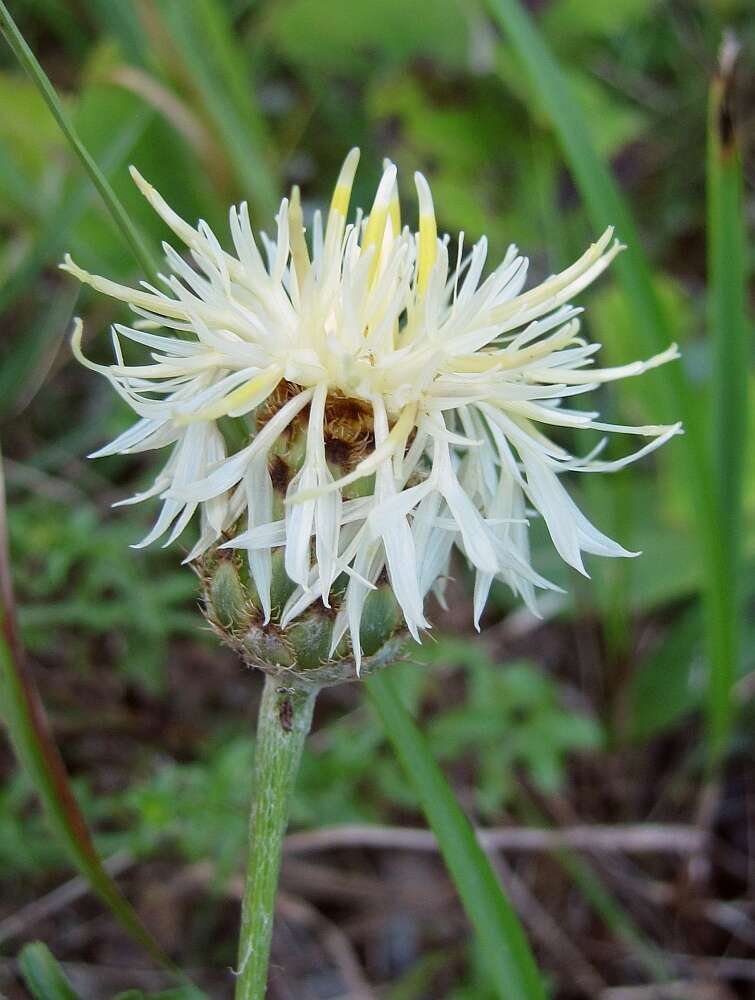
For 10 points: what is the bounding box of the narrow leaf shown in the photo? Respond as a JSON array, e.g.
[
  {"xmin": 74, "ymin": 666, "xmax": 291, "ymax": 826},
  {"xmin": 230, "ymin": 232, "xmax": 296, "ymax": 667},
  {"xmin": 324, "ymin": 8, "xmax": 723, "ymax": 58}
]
[
  {"xmin": 18, "ymin": 942, "xmax": 81, "ymax": 1000},
  {"xmin": 0, "ymin": 285, "xmax": 78, "ymax": 421},
  {"xmin": 83, "ymin": 0, "xmax": 148, "ymax": 64},
  {"xmin": 706, "ymin": 35, "xmax": 749, "ymax": 759},
  {"xmin": 367, "ymin": 669, "xmax": 547, "ymax": 1000},
  {"xmin": 548, "ymin": 843, "xmax": 671, "ymax": 982},
  {"xmin": 514, "ymin": 794, "xmax": 672, "ymax": 983},
  {"xmin": 156, "ymin": 0, "xmax": 278, "ymax": 219},
  {"xmin": 484, "ymin": 0, "xmax": 737, "ymax": 765},
  {"xmin": 0, "ymin": 455, "xmax": 176, "ymax": 972},
  {"xmin": 0, "ymin": 107, "xmax": 152, "ymax": 318}
]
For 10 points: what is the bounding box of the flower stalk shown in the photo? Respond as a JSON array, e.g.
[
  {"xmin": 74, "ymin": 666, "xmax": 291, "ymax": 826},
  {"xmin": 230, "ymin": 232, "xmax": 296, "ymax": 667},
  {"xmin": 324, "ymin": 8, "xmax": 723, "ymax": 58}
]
[{"xmin": 235, "ymin": 672, "xmax": 318, "ymax": 1000}]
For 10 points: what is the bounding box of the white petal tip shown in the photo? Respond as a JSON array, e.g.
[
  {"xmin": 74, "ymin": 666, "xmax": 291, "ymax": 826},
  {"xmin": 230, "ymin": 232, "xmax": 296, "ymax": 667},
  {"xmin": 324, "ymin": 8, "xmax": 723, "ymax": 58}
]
[{"xmin": 129, "ymin": 165, "xmax": 150, "ymax": 192}]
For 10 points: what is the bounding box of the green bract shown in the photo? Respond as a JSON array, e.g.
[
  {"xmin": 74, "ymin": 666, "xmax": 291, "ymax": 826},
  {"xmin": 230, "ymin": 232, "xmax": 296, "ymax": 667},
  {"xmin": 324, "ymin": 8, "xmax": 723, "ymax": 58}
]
[{"xmin": 201, "ymin": 549, "xmax": 404, "ymax": 686}]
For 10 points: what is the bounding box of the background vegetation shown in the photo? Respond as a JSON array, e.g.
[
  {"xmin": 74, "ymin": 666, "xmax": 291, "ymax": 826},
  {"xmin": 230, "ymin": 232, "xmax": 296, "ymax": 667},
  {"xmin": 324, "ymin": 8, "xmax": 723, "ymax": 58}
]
[{"xmin": 0, "ymin": 0, "xmax": 753, "ymax": 997}]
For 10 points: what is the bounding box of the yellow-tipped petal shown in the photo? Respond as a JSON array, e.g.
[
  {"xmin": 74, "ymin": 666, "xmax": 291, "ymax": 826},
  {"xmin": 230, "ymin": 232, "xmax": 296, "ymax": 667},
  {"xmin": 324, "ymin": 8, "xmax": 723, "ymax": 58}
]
[
  {"xmin": 415, "ymin": 171, "xmax": 437, "ymax": 296},
  {"xmin": 381, "ymin": 158, "xmax": 401, "ymax": 347},
  {"xmin": 289, "ymin": 184, "xmax": 310, "ymax": 285},
  {"xmin": 178, "ymin": 365, "xmax": 281, "ymax": 424},
  {"xmin": 362, "ymin": 162, "xmax": 398, "ymax": 284},
  {"xmin": 383, "ymin": 157, "xmax": 401, "ymax": 237},
  {"xmin": 326, "ymin": 147, "xmax": 360, "ymax": 240}
]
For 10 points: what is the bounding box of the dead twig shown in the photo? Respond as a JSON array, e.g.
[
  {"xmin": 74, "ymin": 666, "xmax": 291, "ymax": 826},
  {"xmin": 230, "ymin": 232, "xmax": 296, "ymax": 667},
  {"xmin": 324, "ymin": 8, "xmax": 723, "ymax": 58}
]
[
  {"xmin": 0, "ymin": 852, "xmax": 134, "ymax": 946},
  {"xmin": 284, "ymin": 823, "xmax": 707, "ymax": 857},
  {"xmin": 276, "ymin": 891, "xmax": 376, "ymax": 1000},
  {"xmin": 601, "ymin": 982, "xmax": 735, "ymax": 1000},
  {"xmin": 487, "ymin": 850, "xmax": 606, "ymax": 996}
]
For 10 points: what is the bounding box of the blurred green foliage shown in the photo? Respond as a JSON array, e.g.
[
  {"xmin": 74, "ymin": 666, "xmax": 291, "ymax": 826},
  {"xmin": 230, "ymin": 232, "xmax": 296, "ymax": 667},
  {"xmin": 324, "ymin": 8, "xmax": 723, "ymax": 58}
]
[
  {"xmin": 9, "ymin": 497, "xmax": 199, "ymax": 689},
  {"xmin": 0, "ymin": 0, "xmax": 753, "ymax": 994},
  {"xmin": 17, "ymin": 940, "xmax": 199, "ymax": 1000},
  {"xmin": 1, "ymin": 644, "xmax": 599, "ymax": 883},
  {"xmin": 419, "ymin": 642, "xmax": 602, "ymax": 815}
]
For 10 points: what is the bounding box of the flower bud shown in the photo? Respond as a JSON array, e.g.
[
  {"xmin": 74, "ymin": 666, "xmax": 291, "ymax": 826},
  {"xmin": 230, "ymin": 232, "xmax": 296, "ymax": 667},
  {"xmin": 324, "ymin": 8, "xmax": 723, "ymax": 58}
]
[
  {"xmin": 201, "ymin": 551, "xmax": 406, "ymax": 686},
  {"xmin": 199, "ymin": 396, "xmax": 407, "ymax": 687}
]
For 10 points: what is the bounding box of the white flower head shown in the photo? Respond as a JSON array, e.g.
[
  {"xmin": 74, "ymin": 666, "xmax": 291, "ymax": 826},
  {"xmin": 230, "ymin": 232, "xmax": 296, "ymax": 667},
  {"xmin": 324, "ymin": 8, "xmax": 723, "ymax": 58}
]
[{"xmin": 64, "ymin": 149, "xmax": 681, "ymax": 667}]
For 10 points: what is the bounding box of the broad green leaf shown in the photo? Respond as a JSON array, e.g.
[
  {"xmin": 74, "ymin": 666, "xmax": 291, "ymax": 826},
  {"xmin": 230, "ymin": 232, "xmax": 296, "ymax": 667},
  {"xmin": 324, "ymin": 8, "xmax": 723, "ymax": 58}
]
[
  {"xmin": 83, "ymin": 0, "xmax": 147, "ymax": 64},
  {"xmin": 0, "ymin": 104, "xmax": 151, "ymax": 318},
  {"xmin": 628, "ymin": 606, "xmax": 704, "ymax": 743},
  {"xmin": 0, "ymin": 140, "xmax": 37, "ymax": 217},
  {"xmin": 156, "ymin": 0, "xmax": 278, "ymax": 219},
  {"xmin": 367, "ymin": 669, "xmax": 547, "ymax": 1000},
  {"xmin": 542, "ymin": 0, "xmax": 654, "ymax": 43},
  {"xmin": 0, "ymin": 1, "xmax": 159, "ymax": 278},
  {"xmin": 268, "ymin": 0, "xmax": 468, "ymax": 74},
  {"xmin": 0, "ymin": 71, "xmax": 61, "ymax": 181},
  {"xmin": 366, "ymin": 74, "xmax": 515, "ymax": 246}
]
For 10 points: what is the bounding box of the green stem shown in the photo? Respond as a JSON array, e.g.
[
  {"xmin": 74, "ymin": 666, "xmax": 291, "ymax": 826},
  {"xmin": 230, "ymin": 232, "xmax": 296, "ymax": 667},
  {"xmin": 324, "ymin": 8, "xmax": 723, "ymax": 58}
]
[
  {"xmin": 0, "ymin": 0, "xmax": 159, "ymax": 281},
  {"xmin": 235, "ymin": 672, "xmax": 318, "ymax": 1000}
]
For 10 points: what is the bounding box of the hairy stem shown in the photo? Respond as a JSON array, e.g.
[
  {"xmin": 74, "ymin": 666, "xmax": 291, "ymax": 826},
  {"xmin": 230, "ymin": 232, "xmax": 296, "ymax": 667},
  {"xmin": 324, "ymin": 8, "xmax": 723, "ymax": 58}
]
[{"xmin": 235, "ymin": 672, "xmax": 318, "ymax": 1000}]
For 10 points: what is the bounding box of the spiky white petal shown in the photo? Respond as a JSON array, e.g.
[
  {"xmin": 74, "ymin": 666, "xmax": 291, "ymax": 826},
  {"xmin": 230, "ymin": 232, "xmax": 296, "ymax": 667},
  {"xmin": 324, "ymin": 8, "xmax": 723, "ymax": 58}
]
[{"xmin": 65, "ymin": 151, "xmax": 681, "ymax": 664}]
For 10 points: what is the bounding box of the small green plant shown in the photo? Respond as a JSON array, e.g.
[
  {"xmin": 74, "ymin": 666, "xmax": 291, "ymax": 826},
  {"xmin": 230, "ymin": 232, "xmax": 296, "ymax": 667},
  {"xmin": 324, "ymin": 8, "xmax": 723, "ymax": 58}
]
[
  {"xmin": 9, "ymin": 496, "xmax": 199, "ymax": 689},
  {"xmin": 419, "ymin": 640, "xmax": 603, "ymax": 817}
]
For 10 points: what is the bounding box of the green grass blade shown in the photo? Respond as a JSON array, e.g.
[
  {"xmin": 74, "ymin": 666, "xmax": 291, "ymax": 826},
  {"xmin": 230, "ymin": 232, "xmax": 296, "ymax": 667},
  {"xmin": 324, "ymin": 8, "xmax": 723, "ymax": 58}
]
[
  {"xmin": 484, "ymin": 0, "xmax": 735, "ymax": 765},
  {"xmin": 0, "ymin": 456, "xmax": 176, "ymax": 974},
  {"xmin": 157, "ymin": 0, "xmax": 278, "ymax": 220},
  {"xmin": 366, "ymin": 669, "xmax": 547, "ymax": 1000},
  {"xmin": 0, "ymin": 107, "xmax": 152, "ymax": 318},
  {"xmin": 552, "ymin": 847, "xmax": 670, "ymax": 982},
  {"xmin": 0, "ymin": 1, "xmax": 159, "ymax": 280},
  {"xmin": 486, "ymin": 0, "xmax": 674, "ymax": 381},
  {"xmin": 18, "ymin": 942, "xmax": 82, "ymax": 1000},
  {"xmin": 0, "ymin": 141, "xmax": 39, "ymax": 214},
  {"xmin": 516, "ymin": 792, "xmax": 671, "ymax": 982},
  {"xmin": 706, "ymin": 37, "xmax": 749, "ymax": 758}
]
